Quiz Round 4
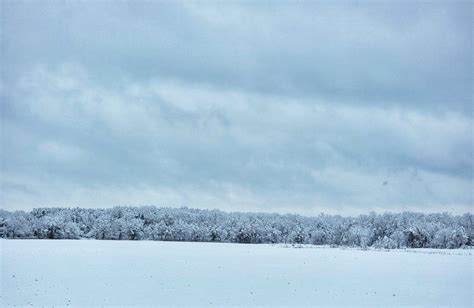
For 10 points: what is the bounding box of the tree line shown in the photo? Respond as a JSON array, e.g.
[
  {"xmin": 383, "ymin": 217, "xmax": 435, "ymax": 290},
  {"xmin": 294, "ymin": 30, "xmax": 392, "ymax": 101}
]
[{"xmin": 0, "ymin": 206, "xmax": 472, "ymax": 249}]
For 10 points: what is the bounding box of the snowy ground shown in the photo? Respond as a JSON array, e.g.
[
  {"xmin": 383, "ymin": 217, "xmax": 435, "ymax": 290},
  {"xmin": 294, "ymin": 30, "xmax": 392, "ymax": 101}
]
[{"xmin": 1, "ymin": 240, "xmax": 472, "ymax": 307}]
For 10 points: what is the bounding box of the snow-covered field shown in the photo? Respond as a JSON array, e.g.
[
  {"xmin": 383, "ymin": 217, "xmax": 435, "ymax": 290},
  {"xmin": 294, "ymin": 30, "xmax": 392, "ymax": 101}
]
[{"xmin": 1, "ymin": 240, "xmax": 472, "ymax": 307}]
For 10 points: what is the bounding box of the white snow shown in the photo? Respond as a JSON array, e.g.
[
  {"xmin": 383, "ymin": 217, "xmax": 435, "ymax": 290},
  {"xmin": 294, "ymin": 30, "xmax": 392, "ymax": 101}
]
[{"xmin": 1, "ymin": 240, "xmax": 472, "ymax": 307}]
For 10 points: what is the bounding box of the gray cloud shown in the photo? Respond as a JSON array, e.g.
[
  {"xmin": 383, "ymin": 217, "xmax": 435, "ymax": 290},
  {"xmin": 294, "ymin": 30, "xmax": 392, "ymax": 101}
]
[
  {"xmin": 3, "ymin": 1, "xmax": 471, "ymax": 110},
  {"xmin": 1, "ymin": 1, "xmax": 472, "ymax": 214}
]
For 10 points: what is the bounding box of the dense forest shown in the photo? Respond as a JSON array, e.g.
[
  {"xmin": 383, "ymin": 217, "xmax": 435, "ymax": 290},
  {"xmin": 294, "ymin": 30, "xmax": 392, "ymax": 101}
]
[{"xmin": 0, "ymin": 207, "xmax": 472, "ymax": 249}]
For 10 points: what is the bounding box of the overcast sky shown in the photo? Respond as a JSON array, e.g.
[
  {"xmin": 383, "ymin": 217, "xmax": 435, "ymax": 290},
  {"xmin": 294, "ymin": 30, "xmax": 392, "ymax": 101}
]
[{"xmin": 1, "ymin": 1, "xmax": 472, "ymax": 215}]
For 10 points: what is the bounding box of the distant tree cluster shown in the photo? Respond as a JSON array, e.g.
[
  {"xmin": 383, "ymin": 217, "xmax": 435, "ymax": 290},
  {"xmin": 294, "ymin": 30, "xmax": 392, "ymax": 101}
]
[{"xmin": 0, "ymin": 207, "xmax": 472, "ymax": 249}]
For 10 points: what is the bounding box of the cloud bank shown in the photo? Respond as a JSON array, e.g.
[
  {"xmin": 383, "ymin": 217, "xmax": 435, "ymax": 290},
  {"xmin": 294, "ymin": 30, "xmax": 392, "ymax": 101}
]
[{"xmin": 1, "ymin": 1, "xmax": 472, "ymax": 214}]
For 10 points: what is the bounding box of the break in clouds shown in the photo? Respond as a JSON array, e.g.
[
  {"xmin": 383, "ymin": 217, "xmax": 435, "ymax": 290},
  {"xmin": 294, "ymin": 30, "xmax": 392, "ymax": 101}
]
[{"xmin": 0, "ymin": 1, "xmax": 472, "ymax": 214}]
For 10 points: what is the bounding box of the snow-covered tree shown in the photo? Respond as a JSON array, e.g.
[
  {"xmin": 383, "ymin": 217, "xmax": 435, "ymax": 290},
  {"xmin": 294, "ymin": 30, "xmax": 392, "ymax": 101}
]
[{"xmin": 0, "ymin": 207, "xmax": 471, "ymax": 249}]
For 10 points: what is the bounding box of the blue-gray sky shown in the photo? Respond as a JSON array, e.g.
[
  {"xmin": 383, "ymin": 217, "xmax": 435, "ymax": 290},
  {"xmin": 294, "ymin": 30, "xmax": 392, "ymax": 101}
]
[{"xmin": 1, "ymin": 1, "xmax": 472, "ymax": 214}]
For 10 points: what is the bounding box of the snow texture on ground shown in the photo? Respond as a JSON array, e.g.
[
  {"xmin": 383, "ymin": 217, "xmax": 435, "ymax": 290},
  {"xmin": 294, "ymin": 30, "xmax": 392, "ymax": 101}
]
[{"xmin": 1, "ymin": 240, "xmax": 472, "ymax": 307}]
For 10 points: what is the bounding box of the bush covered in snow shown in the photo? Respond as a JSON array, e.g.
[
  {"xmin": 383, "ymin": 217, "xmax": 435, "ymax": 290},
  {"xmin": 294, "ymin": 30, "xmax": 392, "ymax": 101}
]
[{"xmin": 0, "ymin": 207, "xmax": 472, "ymax": 249}]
